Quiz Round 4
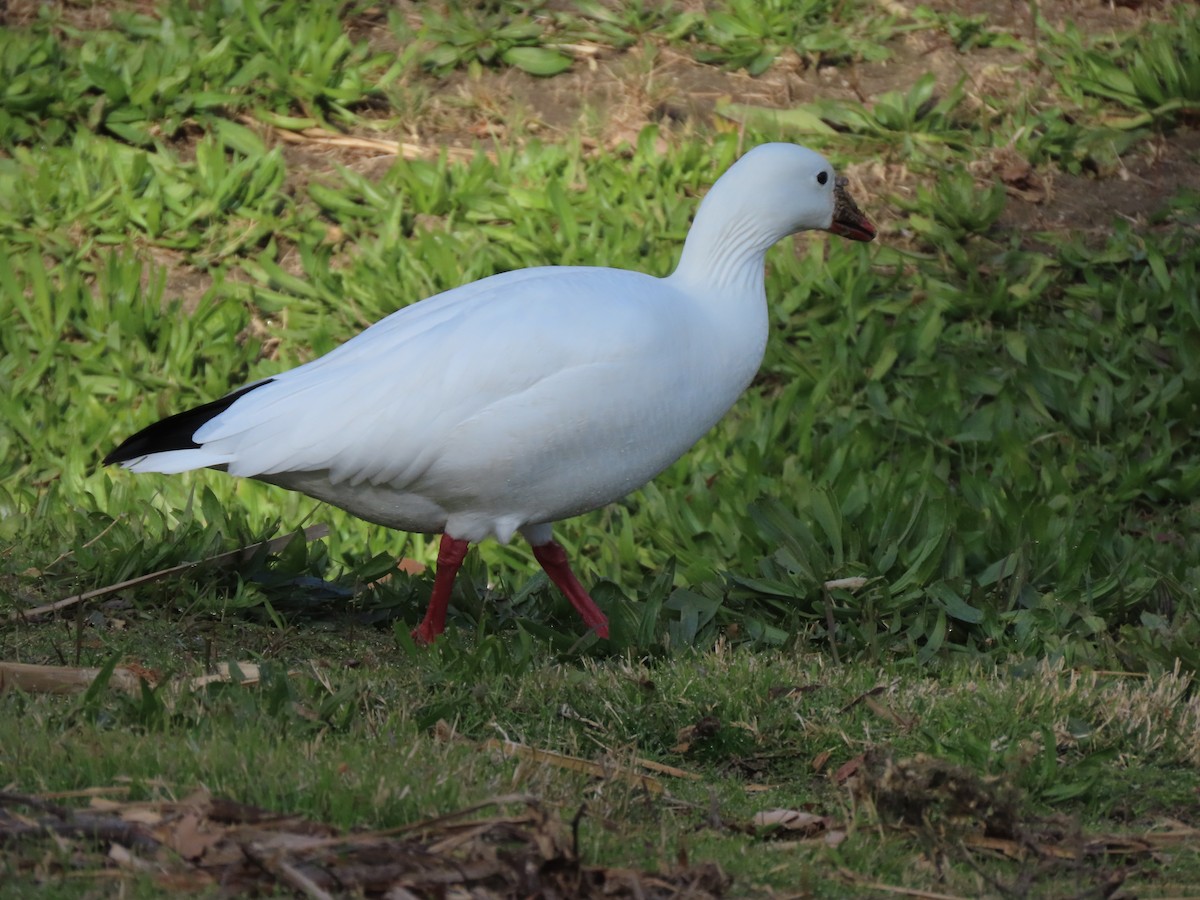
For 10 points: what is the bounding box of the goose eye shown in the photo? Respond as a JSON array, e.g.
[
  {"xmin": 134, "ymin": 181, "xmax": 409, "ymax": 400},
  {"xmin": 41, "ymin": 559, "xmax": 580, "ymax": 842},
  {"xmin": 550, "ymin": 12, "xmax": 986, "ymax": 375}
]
[{"xmin": 817, "ymin": 171, "xmax": 829, "ymax": 185}]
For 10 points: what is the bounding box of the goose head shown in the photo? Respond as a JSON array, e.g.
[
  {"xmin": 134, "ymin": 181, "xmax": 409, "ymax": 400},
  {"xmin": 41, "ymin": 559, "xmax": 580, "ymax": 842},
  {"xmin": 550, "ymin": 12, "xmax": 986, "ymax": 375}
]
[{"xmin": 672, "ymin": 143, "xmax": 875, "ymax": 292}]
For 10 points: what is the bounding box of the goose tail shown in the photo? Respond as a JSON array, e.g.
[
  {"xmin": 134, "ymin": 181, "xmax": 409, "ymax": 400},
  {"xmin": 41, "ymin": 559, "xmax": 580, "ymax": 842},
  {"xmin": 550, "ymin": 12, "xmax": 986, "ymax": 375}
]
[{"xmin": 103, "ymin": 380, "xmax": 274, "ymax": 473}]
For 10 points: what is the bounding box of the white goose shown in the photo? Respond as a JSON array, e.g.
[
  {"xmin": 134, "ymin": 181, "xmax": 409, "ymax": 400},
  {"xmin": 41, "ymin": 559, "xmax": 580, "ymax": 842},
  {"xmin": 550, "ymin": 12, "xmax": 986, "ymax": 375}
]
[{"xmin": 105, "ymin": 143, "xmax": 875, "ymax": 644}]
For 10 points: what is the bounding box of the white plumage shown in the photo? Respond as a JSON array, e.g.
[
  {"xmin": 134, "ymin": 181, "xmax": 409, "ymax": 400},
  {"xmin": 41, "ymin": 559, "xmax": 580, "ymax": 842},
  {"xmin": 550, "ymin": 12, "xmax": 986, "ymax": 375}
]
[{"xmin": 106, "ymin": 143, "xmax": 876, "ymax": 643}]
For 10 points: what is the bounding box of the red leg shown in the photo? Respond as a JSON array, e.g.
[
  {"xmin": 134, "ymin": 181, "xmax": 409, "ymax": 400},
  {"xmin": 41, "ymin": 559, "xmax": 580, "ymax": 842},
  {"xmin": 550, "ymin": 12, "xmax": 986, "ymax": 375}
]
[
  {"xmin": 412, "ymin": 534, "xmax": 470, "ymax": 645},
  {"xmin": 531, "ymin": 540, "xmax": 610, "ymax": 639}
]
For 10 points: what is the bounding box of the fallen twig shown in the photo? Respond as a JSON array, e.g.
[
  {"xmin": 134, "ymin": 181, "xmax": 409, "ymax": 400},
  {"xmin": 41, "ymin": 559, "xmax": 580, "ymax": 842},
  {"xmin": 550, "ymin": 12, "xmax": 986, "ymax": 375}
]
[
  {"xmin": 432, "ymin": 721, "xmax": 693, "ymax": 794},
  {"xmin": 836, "ymin": 868, "xmax": 968, "ymax": 900},
  {"xmin": 244, "ymin": 843, "xmax": 335, "ymax": 900},
  {"xmin": 0, "ymin": 659, "xmax": 293, "ymax": 697},
  {"xmin": 236, "ymin": 114, "xmax": 481, "ymax": 162},
  {"xmin": 482, "ymin": 737, "xmax": 666, "ymax": 794},
  {"xmin": 8, "ymin": 525, "xmax": 328, "ymax": 622},
  {"xmin": 0, "ymin": 661, "xmax": 145, "ymax": 695},
  {"xmin": 0, "ymin": 792, "xmax": 159, "ymax": 851}
]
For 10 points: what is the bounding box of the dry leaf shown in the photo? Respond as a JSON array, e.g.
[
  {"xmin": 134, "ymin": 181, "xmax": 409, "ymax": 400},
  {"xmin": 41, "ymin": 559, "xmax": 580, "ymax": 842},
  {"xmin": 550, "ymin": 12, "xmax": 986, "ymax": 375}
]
[
  {"xmin": 840, "ymin": 684, "xmax": 888, "ymax": 713},
  {"xmin": 823, "ymin": 576, "xmax": 870, "ymax": 591},
  {"xmin": 752, "ymin": 809, "xmax": 831, "ymax": 836},
  {"xmin": 863, "ymin": 696, "xmax": 915, "ymax": 729},
  {"xmin": 988, "ymin": 146, "xmax": 1047, "ymax": 202},
  {"xmin": 824, "ymin": 829, "xmax": 848, "ymax": 848},
  {"xmin": 120, "ymin": 808, "xmax": 166, "ymax": 826},
  {"xmin": 396, "ymin": 557, "xmax": 426, "ymax": 575},
  {"xmin": 675, "ymin": 715, "xmax": 721, "ymax": 746},
  {"xmin": 163, "ymin": 812, "xmax": 223, "ymax": 861},
  {"xmin": 107, "ymin": 842, "xmax": 155, "ymax": 872},
  {"xmin": 832, "ymin": 754, "xmax": 864, "ymax": 785}
]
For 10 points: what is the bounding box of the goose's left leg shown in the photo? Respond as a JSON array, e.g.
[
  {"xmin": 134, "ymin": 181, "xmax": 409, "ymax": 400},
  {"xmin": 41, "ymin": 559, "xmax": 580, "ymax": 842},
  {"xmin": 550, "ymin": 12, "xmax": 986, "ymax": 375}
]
[
  {"xmin": 522, "ymin": 524, "xmax": 610, "ymax": 639},
  {"xmin": 411, "ymin": 533, "xmax": 470, "ymax": 645}
]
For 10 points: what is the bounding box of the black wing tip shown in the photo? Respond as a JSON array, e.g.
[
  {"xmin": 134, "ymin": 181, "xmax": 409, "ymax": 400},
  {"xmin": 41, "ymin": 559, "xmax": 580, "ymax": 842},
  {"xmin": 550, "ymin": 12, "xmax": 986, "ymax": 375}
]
[
  {"xmin": 102, "ymin": 446, "xmax": 131, "ymax": 467},
  {"xmin": 103, "ymin": 379, "xmax": 275, "ymax": 467}
]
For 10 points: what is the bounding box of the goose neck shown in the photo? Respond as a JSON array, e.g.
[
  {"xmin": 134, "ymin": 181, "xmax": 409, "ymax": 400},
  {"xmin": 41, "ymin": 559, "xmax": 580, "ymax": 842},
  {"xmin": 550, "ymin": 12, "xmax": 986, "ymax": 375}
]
[{"xmin": 668, "ymin": 210, "xmax": 777, "ymax": 298}]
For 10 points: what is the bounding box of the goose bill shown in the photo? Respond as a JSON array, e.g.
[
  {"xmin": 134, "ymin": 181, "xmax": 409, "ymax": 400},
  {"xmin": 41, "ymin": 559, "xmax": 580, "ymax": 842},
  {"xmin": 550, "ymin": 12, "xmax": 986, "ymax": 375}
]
[{"xmin": 828, "ymin": 177, "xmax": 876, "ymax": 242}]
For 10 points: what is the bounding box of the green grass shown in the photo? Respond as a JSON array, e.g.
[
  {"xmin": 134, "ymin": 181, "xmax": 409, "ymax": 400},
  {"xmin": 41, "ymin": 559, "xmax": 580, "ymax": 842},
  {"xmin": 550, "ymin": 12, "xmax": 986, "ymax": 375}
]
[
  {"xmin": 2, "ymin": 0, "xmax": 1200, "ymax": 895},
  {"xmin": 2, "ymin": 641, "xmax": 1197, "ymax": 895}
]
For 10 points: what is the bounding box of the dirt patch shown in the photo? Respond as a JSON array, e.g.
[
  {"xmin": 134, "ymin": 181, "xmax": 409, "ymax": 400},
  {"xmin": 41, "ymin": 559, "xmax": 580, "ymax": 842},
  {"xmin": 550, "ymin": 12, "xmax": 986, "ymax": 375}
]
[
  {"xmin": 901, "ymin": 0, "xmax": 1177, "ymax": 32},
  {"xmin": 340, "ymin": 0, "xmax": 1192, "ymax": 239},
  {"xmin": 999, "ymin": 128, "xmax": 1200, "ymax": 233},
  {"xmin": 0, "ymin": 0, "xmax": 153, "ymax": 30},
  {"xmin": 853, "ymin": 748, "xmax": 1200, "ymax": 899},
  {"xmin": 369, "ymin": 44, "xmax": 797, "ymax": 154},
  {"xmin": 138, "ymin": 246, "xmax": 212, "ymax": 314}
]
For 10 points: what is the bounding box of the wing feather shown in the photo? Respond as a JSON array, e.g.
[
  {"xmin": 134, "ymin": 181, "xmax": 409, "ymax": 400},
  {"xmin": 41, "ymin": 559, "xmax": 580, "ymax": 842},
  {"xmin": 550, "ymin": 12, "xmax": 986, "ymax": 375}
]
[{"xmin": 176, "ymin": 266, "xmax": 676, "ymax": 489}]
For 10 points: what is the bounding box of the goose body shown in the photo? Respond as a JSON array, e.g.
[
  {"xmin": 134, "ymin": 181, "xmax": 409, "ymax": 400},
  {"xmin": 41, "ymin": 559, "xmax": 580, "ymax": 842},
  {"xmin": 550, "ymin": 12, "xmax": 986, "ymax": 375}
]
[{"xmin": 106, "ymin": 143, "xmax": 876, "ymax": 643}]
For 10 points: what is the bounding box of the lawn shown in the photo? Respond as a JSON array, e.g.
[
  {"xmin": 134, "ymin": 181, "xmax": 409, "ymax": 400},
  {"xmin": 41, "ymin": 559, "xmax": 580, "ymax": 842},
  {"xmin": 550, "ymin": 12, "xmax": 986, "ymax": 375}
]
[{"xmin": 2, "ymin": 0, "xmax": 1199, "ymax": 896}]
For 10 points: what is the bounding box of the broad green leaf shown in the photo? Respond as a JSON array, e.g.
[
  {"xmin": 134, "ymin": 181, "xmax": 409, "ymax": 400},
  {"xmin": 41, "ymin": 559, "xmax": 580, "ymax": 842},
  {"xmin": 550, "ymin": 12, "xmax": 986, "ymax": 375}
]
[
  {"xmin": 213, "ymin": 117, "xmax": 267, "ymax": 156},
  {"xmin": 928, "ymin": 582, "xmax": 984, "ymax": 625},
  {"xmin": 714, "ymin": 101, "xmax": 836, "ymax": 135},
  {"xmin": 500, "ymin": 47, "xmax": 572, "ymax": 77}
]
